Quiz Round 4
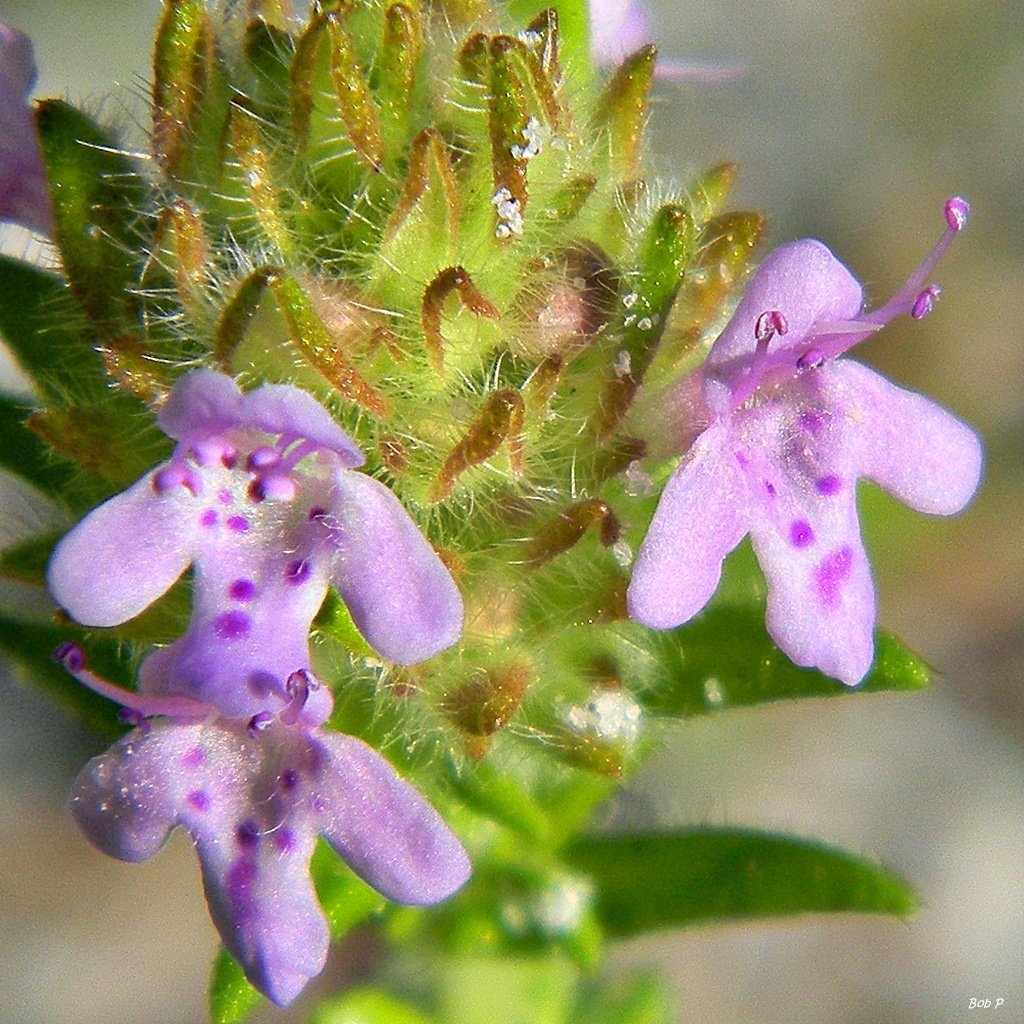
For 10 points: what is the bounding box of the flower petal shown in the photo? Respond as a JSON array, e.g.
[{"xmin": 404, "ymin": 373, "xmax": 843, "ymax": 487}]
[
  {"xmin": 157, "ymin": 369, "xmax": 244, "ymax": 440},
  {"xmin": 627, "ymin": 421, "xmax": 748, "ymax": 628},
  {"xmin": 47, "ymin": 471, "xmax": 200, "ymax": 626},
  {"xmin": 327, "ymin": 470, "xmax": 463, "ymax": 663},
  {"xmin": 705, "ymin": 240, "xmax": 863, "ymax": 395},
  {"xmin": 737, "ymin": 396, "xmax": 876, "ymax": 685},
  {"xmin": 315, "ymin": 731, "xmax": 471, "ymax": 905},
  {"xmin": 831, "ymin": 360, "xmax": 983, "ymax": 515},
  {"xmin": 243, "ymin": 383, "xmax": 365, "ymax": 467},
  {"xmin": 72, "ymin": 719, "xmax": 330, "ymax": 1006},
  {"xmin": 0, "ymin": 23, "xmax": 52, "ymax": 234}
]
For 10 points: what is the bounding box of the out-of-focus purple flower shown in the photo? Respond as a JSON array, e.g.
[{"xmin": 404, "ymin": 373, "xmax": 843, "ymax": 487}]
[
  {"xmin": 60, "ymin": 659, "xmax": 470, "ymax": 1006},
  {"xmin": 588, "ymin": 0, "xmax": 741, "ymax": 83},
  {"xmin": 627, "ymin": 198, "xmax": 982, "ymax": 685},
  {"xmin": 0, "ymin": 22, "xmax": 52, "ymax": 234},
  {"xmin": 48, "ymin": 370, "xmax": 463, "ymax": 725}
]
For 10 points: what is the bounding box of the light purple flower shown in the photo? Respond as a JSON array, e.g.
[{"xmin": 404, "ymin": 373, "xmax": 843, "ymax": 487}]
[
  {"xmin": 588, "ymin": 0, "xmax": 741, "ymax": 84},
  {"xmin": 627, "ymin": 198, "xmax": 982, "ymax": 685},
  {"xmin": 0, "ymin": 22, "xmax": 52, "ymax": 234},
  {"xmin": 65, "ymin": 691, "xmax": 470, "ymax": 1005},
  {"xmin": 47, "ymin": 370, "xmax": 463, "ymax": 725}
]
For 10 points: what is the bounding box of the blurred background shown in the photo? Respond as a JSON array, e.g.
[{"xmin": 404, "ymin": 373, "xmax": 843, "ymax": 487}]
[{"xmin": 0, "ymin": 1, "xmax": 1020, "ymax": 1021}]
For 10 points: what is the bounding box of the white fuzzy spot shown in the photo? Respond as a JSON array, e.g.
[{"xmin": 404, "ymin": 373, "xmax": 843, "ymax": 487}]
[
  {"xmin": 565, "ymin": 689, "xmax": 642, "ymax": 744},
  {"xmin": 492, "ymin": 187, "xmax": 524, "ymax": 238},
  {"xmin": 612, "ymin": 350, "xmax": 632, "ymax": 378}
]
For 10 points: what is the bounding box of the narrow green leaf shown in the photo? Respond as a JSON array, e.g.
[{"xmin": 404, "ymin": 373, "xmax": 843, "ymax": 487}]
[
  {"xmin": 566, "ymin": 828, "xmax": 917, "ymax": 937},
  {"xmin": 208, "ymin": 948, "xmax": 263, "ymax": 1024},
  {"xmin": 35, "ymin": 100, "xmax": 146, "ymax": 336},
  {"xmin": 590, "ymin": 203, "xmax": 695, "ymax": 437},
  {"xmin": 581, "ymin": 608, "xmax": 931, "ymax": 717},
  {"xmin": 595, "ymin": 46, "xmax": 655, "ymax": 180}
]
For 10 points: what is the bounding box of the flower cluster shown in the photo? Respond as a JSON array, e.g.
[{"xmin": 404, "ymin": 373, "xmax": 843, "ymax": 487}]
[
  {"xmin": 48, "ymin": 371, "xmax": 469, "ymax": 1005},
  {"xmin": 628, "ymin": 199, "xmax": 982, "ymax": 684}
]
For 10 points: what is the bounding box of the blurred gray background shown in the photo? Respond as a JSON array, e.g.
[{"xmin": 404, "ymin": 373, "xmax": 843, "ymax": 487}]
[{"xmin": 0, "ymin": 1, "xmax": 1021, "ymax": 1022}]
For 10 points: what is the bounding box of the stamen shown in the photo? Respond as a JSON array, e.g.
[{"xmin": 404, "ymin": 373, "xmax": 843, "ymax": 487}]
[
  {"xmin": 280, "ymin": 668, "xmax": 320, "ymax": 725},
  {"xmin": 248, "ymin": 711, "xmax": 273, "ymax": 737},
  {"xmin": 118, "ymin": 707, "xmax": 152, "ymax": 735},
  {"xmin": 53, "ymin": 643, "xmax": 213, "ymax": 719},
  {"xmin": 755, "ymin": 309, "xmax": 788, "ymax": 343},
  {"xmin": 911, "ymin": 284, "xmax": 941, "ymax": 320},
  {"xmin": 246, "ymin": 446, "xmax": 280, "ymax": 472},
  {"xmin": 945, "ymin": 196, "xmax": 969, "ymax": 232},
  {"xmin": 796, "ymin": 348, "xmax": 825, "ymax": 371},
  {"xmin": 153, "ymin": 462, "xmax": 203, "ymax": 496},
  {"xmin": 192, "ymin": 437, "xmax": 238, "ymax": 468},
  {"xmin": 249, "ymin": 473, "xmax": 297, "ymax": 502},
  {"xmin": 730, "ymin": 309, "xmax": 787, "ymax": 409},
  {"xmin": 860, "ymin": 195, "xmax": 969, "ymax": 329}
]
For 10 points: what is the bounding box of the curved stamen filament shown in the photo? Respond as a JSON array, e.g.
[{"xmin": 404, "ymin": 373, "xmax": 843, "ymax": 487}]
[{"xmin": 53, "ymin": 643, "xmax": 214, "ymax": 719}]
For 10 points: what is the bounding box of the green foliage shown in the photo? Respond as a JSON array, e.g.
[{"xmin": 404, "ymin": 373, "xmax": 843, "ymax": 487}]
[
  {"xmin": 566, "ymin": 828, "xmax": 918, "ymax": 936},
  {"xmin": 208, "ymin": 949, "xmax": 263, "ymax": 1024}
]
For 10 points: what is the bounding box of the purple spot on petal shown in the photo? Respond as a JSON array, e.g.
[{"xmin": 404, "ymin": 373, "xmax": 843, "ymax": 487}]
[
  {"xmin": 236, "ymin": 819, "xmax": 262, "ymax": 850},
  {"xmin": 799, "ymin": 409, "xmax": 825, "ymax": 435},
  {"xmin": 229, "ymin": 578, "xmax": 257, "ymax": 602},
  {"xmin": 308, "ymin": 506, "xmax": 327, "ymax": 521},
  {"xmin": 187, "ymin": 789, "xmax": 211, "ymax": 812},
  {"xmin": 199, "ymin": 508, "xmax": 218, "ymax": 528},
  {"xmin": 816, "ymin": 474, "xmax": 842, "ymax": 496},
  {"xmin": 789, "ymin": 519, "xmax": 815, "ymax": 548},
  {"xmin": 225, "ymin": 856, "xmax": 259, "ymax": 920},
  {"xmin": 218, "ymin": 490, "xmax": 234, "ymax": 505},
  {"xmin": 735, "ymin": 452, "xmax": 749, "ymax": 470},
  {"xmin": 226, "ymin": 515, "xmax": 249, "ymax": 533},
  {"xmin": 280, "ymin": 768, "xmax": 300, "ymax": 792},
  {"xmin": 284, "ymin": 559, "xmax": 311, "ymax": 585},
  {"xmin": 815, "ymin": 546, "xmax": 854, "ymax": 609},
  {"xmin": 764, "ymin": 480, "xmax": 776, "ymax": 498},
  {"xmin": 273, "ymin": 827, "xmax": 297, "ymax": 854},
  {"xmin": 248, "ymin": 671, "xmax": 276, "ymax": 699},
  {"xmin": 182, "ymin": 747, "xmax": 205, "ymax": 769},
  {"xmin": 214, "ymin": 610, "xmax": 252, "ymax": 641}
]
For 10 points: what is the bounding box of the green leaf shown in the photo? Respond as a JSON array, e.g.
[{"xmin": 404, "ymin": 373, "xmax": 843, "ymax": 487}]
[
  {"xmin": 566, "ymin": 828, "xmax": 917, "ymax": 937},
  {"xmin": 208, "ymin": 948, "xmax": 263, "ymax": 1024},
  {"xmin": 553, "ymin": 608, "xmax": 930, "ymax": 718},
  {"xmin": 313, "ymin": 986, "xmax": 438, "ymax": 1024},
  {"xmin": 312, "ymin": 840, "xmax": 385, "ymax": 936},
  {"xmin": 35, "ymin": 100, "xmax": 146, "ymax": 336}
]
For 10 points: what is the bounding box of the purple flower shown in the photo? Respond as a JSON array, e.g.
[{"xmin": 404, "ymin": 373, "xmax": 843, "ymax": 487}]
[
  {"xmin": 47, "ymin": 370, "xmax": 463, "ymax": 725},
  {"xmin": 0, "ymin": 23, "xmax": 52, "ymax": 234},
  {"xmin": 588, "ymin": 0, "xmax": 741, "ymax": 84},
  {"xmin": 66, "ymin": 695, "xmax": 470, "ymax": 1005},
  {"xmin": 627, "ymin": 199, "xmax": 982, "ymax": 685}
]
